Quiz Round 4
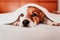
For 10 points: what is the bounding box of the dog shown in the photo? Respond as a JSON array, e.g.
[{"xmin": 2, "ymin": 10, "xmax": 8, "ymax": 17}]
[{"xmin": 6, "ymin": 3, "xmax": 60, "ymax": 27}]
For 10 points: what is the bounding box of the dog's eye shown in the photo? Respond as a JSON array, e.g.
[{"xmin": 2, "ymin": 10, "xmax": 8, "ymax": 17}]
[
  {"xmin": 20, "ymin": 14, "xmax": 24, "ymax": 17},
  {"xmin": 32, "ymin": 12, "xmax": 37, "ymax": 17}
]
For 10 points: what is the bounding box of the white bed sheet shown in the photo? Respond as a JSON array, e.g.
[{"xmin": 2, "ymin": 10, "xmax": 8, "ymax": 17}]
[{"xmin": 0, "ymin": 24, "xmax": 60, "ymax": 40}]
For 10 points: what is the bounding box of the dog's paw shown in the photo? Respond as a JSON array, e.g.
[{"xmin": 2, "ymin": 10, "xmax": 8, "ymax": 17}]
[
  {"xmin": 6, "ymin": 22, "xmax": 19, "ymax": 26},
  {"xmin": 12, "ymin": 22, "xmax": 19, "ymax": 26},
  {"xmin": 52, "ymin": 23, "xmax": 60, "ymax": 26}
]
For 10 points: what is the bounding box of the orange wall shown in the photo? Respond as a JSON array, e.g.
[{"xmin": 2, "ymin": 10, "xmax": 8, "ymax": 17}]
[{"xmin": 0, "ymin": 0, "xmax": 57, "ymax": 13}]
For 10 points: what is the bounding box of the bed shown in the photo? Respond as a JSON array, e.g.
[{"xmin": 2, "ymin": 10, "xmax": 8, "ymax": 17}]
[
  {"xmin": 0, "ymin": 24, "xmax": 60, "ymax": 40},
  {"xmin": 0, "ymin": 3, "xmax": 60, "ymax": 40}
]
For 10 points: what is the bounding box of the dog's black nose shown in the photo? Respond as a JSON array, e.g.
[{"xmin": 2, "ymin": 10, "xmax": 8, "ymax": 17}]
[{"xmin": 22, "ymin": 20, "xmax": 29, "ymax": 27}]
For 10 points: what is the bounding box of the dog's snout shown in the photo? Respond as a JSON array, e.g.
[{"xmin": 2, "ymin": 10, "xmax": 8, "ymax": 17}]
[{"xmin": 22, "ymin": 20, "xmax": 30, "ymax": 27}]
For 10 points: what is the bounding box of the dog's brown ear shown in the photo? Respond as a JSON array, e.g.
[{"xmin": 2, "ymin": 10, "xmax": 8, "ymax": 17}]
[
  {"xmin": 16, "ymin": 14, "xmax": 20, "ymax": 22},
  {"xmin": 39, "ymin": 10, "xmax": 45, "ymax": 18}
]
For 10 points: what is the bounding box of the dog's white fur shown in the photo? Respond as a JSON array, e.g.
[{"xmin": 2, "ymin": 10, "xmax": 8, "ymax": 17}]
[{"xmin": 0, "ymin": 3, "xmax": 60, "ymax": 26}]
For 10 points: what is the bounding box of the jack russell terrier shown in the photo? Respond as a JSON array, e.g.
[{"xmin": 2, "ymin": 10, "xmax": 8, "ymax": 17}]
[{"xmin": 5, "ymin": 3, "xmax": 60, "ymax": 27}]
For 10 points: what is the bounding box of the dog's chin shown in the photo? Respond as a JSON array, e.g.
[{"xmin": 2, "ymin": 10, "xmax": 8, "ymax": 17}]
[
  {"xmin": 22, "ymin": 25, "xmax": 30, "ymax": 27},
  {"xmin": 20, "ymin": 25, "xmax": 35, "ymax": 28},
  {"xmin": 20, "ymin": 24, "xmax": 37, "ymax": 28}
]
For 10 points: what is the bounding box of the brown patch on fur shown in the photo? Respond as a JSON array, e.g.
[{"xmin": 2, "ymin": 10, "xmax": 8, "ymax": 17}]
[{"xmin": 27, "ymin": 6, "xmax": 45, "ymax": 24}]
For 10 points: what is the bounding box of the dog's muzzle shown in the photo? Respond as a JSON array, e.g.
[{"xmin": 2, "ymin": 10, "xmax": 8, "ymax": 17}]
[{"xmin": 22, "ymin": 20, "xmax": 30, "ymax": 27}]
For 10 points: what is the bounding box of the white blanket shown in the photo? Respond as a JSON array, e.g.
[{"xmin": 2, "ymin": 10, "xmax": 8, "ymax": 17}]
[{"xmin": 0, "ymin": 3, "xmax": 60, "ymax": 24}]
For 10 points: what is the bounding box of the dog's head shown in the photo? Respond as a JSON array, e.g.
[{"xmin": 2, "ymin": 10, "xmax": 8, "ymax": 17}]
[{"xmin": 19, "ymin": 6, "xmax": 45, "ymax": 27}]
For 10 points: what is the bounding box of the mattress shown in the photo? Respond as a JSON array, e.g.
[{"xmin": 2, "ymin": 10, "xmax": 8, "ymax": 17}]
[{"xmin": 0, "ymin": 24, "xmax": 60, "ymax": 40}]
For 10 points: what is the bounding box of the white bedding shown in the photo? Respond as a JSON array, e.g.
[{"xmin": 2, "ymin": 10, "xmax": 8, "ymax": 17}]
[{"xmin": 0, "ymin": 24, "xmax": 60, "ymax": 40}]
